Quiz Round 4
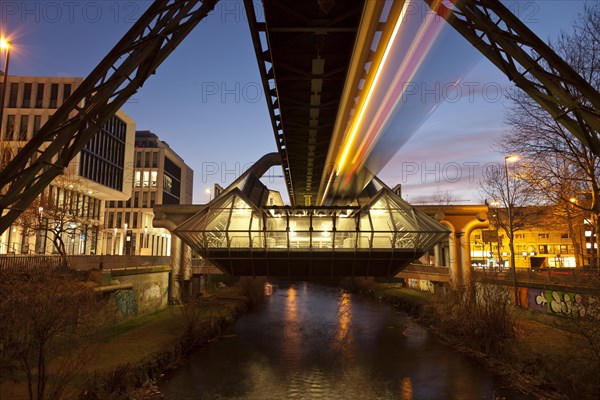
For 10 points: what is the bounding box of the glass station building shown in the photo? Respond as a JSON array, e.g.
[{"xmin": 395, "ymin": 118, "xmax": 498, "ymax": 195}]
[{"xmin": 162, "ymin": 154, "xmax": 449, "ymax": 277}]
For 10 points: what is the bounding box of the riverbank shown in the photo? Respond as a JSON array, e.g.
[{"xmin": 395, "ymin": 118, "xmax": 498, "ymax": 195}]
[
  {"xmin": 0, "ymin": 283, "xmax": 256, "ymax": 400},
  {"xmin": 360, "ymin": 281, "xmax": 597, "ymax": 400}
]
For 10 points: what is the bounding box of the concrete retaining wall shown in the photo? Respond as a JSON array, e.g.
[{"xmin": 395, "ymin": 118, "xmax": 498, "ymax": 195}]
[{"xmin": 96, "ymin": 267, "xmax": 170, "ymax": 322}]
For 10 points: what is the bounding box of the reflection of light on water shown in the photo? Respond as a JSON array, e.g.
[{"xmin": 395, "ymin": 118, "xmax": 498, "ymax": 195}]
[
  {"xmin": 401, "ymin": 377, "xmax": 413, "ymax": 400},
  {"xmin": 286, "ymin": 286, "xmax": 297, "ymax": 321},
  {"xmin": 264, "ymin": 282, "xmax": 273, "ymax": 296},
  {"xmin": 334, "ymin": 290, "xmax": 353, "ymax": 358}
]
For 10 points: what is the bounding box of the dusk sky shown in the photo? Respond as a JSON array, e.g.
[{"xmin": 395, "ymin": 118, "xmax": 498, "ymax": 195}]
[{"xmin": 0, "ymin": 0, "xmax": 589, "ymax": 204}]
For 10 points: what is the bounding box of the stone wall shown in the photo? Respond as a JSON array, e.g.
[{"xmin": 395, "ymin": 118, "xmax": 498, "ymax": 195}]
[{"xmin": 96, "ymin": 267, "xmax": 170, "ymax": 322}]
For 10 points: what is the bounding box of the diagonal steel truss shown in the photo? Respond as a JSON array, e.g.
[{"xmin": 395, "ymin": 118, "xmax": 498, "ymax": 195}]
[
  {"xmin": 0, "ymin": 0, "xmax": 218, "ymax": 234},
  {"xmin": 424, "ymin": 0, "xmax": 600, "ymax": 154}
]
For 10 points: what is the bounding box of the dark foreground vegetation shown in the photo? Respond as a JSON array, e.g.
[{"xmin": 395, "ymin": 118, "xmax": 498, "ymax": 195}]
[{"xmin": 346, "ymin": 277, "xmax": 600, "ymax": 400}]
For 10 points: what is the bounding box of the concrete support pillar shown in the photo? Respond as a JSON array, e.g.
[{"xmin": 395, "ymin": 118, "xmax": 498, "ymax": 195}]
[
  {"xmin": 434, "ymin": 244, "xmax": 443, "ymax": 267},
  {"xmin": 460, "ymin": 214, "xmax": 489, "ymax": 287},
  {"xmin": 169, "ymin": 235, "xmax": 183, "ymax": 304},
  {"xmin": 182, "ymin": 243, "xmax": 193, "ymax": 299},
  {"xmin": 460, "ymin": 234, "xmax": 472, "ymax": 286},
  {"xmin": 439, "ymin": 220, "xmax": 460, "ymax": 288},
  {"xmin": 452, "ymin": 232, "xmax": 463, "ymax": 287}
]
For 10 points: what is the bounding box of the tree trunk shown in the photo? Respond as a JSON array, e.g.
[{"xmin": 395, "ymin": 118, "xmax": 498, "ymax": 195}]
[{"xmin": 37, "ymin": 343, "xmax": 45, "ymax": 400}]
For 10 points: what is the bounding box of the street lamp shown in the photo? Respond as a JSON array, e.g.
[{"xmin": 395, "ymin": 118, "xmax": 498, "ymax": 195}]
[
  {"xmin": 0, "ymin": 39, "xmax": 12, "ymax": 136},
  {"xmin": 504, "ymin": 155, "xmax": 520, "ymax": 306},
  {"xmin": 570, "ymin": 197, "xmax": 586, "ymax": 268}
]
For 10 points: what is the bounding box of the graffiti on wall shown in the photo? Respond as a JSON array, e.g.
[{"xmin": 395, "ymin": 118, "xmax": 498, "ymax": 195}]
[
  {"xmin": 527, "ymin": 289, "xmax": 587, "ymax": 316},
  {"xmin": 115, "ymin": 289, "xmax": 137, "ymax": 317},
  {"xmin": 408, "ymin": 279, "xmax": 435, "ymax": 293}
]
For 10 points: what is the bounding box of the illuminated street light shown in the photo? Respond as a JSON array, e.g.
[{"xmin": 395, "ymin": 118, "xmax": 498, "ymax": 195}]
[
  {"xmin": 504, "ymin": 155, "xmax": 520, "ymax": 306},
  {"xmin": 0, "ymin": 38, "xmax": 12, "ymax": 136}
]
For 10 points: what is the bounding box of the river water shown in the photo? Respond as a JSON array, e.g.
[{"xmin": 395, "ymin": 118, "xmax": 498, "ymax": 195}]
[{"xmin": 159, "ymin": 281, "xmax": 529, "ymax": 400}]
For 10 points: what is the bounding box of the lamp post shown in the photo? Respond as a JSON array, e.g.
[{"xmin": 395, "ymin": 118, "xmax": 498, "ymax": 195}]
[
  {"xmin": 504, "ymin": 155, "xmax": 519, "ymax": 306},
  {"xmin": 0, "ymin": 39, "xmax": 12, "ymax": 134},
  {"xmin": 570, "ymin": 197, "xmax": 586, "ymax": 268}
]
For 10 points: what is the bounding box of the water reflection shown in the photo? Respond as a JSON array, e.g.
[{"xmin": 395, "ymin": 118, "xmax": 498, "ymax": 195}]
[{"xmin": 160, "ymin": 282, "xmax": 530, "ymax": 400}]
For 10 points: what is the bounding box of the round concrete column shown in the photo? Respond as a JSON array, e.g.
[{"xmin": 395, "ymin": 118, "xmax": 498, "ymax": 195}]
[
  {"xmin": 169, "ymin": 235, "xmax": 183, "ymax": 304},
  {"xmin": 460, "ymin": 213, "xmax": 489, "ymax": 286}
]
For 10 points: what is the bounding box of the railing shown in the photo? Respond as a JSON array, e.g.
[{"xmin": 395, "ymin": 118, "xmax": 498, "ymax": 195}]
[
  {"xmin": 0, "ymin": 255, "xmax": 171, "ymax": 271},
  {"xmin": 197, "ymin": 229, "xmax": 444, "ymax": 251},
  {"xmin": 474, "ymin": 267, "xmax": 600, "ymax": 289},
  {"xmin": 0, "ymin": 255, "xmax": 65, "ymax": 271}
]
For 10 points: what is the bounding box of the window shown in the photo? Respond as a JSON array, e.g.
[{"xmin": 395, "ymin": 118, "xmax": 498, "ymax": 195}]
[
  {"xmin": 560, "ymin": 244, "xmax": 569, "ymax": 254},
  {"xmin": 136, "ymin": 152, "xmax": 142, "ymax": 168},
  {"xmin": 134, "ymin": 192, "xmax": 140, "ymax": 208},
  {"xmin": 49, "ymin": 84, "xmax": 59, "ymax": 108},
  {"xmin": 133, "ymin": 212, "xmax": 138, "ymax": 229},
  {"xmin": 35, "ymin": 84, "xmax": 44, "ymax": 108},
  {"xmin": 515, "ymin": 233, "xmax": 525, "ymax": 239},
  {"xmin": 134, "ymin": 171, "xmax": 141, "ymax": 187},
  {"xmin": 18, "ymin": 115, "xmax": 28, "ymax": 140},
  {"xmin": 152, "ymin": 152, "xmax": 158, "ymax": 167},
  {"xmin": 144, "ymin": 151, "xmax": 150, "ymax": 168},
  {"xmin": 164, "ymin": 175, "xmax": 173, "ymax": 192},
  {"xmin": 8, "ymin": 83, "xmax": 18, "ymax": 108},
  {"xmin": 33, "ymin": 115, "xmax": 42, "ymax": 135},
  {"xmin": 538, "ymin": 233, "xmax": 550, "ymax": 239},
  {"xmin": 150, "ymin": 192, "xmax": 156, "ymax": 207},
  {"xmin": 143, "ymin": 171, "xmax": 150, "ymax": 187},
  {"xmin": 22, "ymin": 83, "xmax": 32, "ymax": 108},
  {"xmin": 561, "ymin": 233, "xmax": 571, "ymax": 239},
  {"xmin": 539, "ymin": 245, "xmax": 548, "ymax": 254},
  {"xmin": 107, "ymin": 212, "xmax": 114, "ymax": 228},
  {"xmin": 4, "ymin": 115, "xmax": 15, "ymax": 140},
  {"xmin": 142, "ymin": 192, "xmax": 148, "ymax": 208},
  {"xmin": 116, "ymin": 212, "xmax": 122, "ymax": 228},
  {"xmin": 124, "ymin": 212, "xmax": 130, "ymax": 227},
  {"xmin": 63, "ymin": 84, "xmax": 72, "ymax": 103},
  {"xmin": 151, "ymin": 171, "xmax": 158, "ymax": 187}
]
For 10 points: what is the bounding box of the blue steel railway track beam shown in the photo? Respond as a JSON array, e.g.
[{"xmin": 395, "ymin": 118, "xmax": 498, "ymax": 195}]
[
  {"xmin": 425, "ymin": 0, "xmax": 600, "ymax": 155},
  {"xmin": 0, "ymin": 0, "xmax": 219, "ymax": 234}
]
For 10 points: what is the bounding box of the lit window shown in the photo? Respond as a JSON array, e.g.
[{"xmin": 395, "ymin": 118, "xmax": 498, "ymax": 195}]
[
  {"xmin": 134, "ymin": 171, "xmax": 141, "ymax": 187},
  {"xmin": 151, "ymin": 171, "xmax": 158, "ymax": 187},
  {"xmin": 164, "ymin": 175, "xmax": 173, "ymax": 192},
  {"xmin": 143, "ymin": 171, "xmax": 150, "ymax": 187}
]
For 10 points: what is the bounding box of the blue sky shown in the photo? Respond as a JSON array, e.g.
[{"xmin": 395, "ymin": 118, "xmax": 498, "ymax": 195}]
[{"xmin": 0, "ymin": 0, "xmax": 590, "ymax": 204}]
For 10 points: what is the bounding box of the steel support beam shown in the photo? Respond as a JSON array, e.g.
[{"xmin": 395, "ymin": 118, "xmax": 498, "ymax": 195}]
[
  {"xmin": 0, "ymin": 0, "xmax": 219, "ymax": 233},
  {"xmin": 424, "ymin": 0, "xmax": 600, "ymax": 155},
  {"xmin": 243, "ymin": 0, "xmax": 295, "ymax": 205}
]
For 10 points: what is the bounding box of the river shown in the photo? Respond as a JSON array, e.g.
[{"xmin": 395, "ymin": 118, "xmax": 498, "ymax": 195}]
[{"xmin": 159, "ymin": 281, "xmax": 529, "ymax": 400}]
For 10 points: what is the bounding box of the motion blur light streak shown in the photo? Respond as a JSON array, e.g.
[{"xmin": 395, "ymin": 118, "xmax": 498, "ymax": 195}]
[
  {"xmin": 346, "ymin": 2, "xmax": 447, "ymax": 182},
  {"xmin": 335, "ymin": 0, "xmax": 412, "ymax": 178},
  {"xmin": 321, "ymin": 0, "xmax": 479, "ymax": 204}
]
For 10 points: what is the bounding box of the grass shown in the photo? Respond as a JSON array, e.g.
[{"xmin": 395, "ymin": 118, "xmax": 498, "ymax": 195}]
[{"xmin": 0, "ymin": 284, "xmax": 251, "ymax": 400}]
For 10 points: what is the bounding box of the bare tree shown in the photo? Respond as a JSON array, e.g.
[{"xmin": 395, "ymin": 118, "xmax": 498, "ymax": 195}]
[
  {"xmin": 480, "ymin": 163, "xmax": 545, "ymax": 239},
  {"xmin": 16, "ymin": 173, "xmax": 103, "ymax": 267},
  {"xmin": 502, "ymin": 4, "xmax": 600, "ymax": 267},
  {"xmin": 0, "ymin": 268, "xmax": 99, "ymax": 400}
]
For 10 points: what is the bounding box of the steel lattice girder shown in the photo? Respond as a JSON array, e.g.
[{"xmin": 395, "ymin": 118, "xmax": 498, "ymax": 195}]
[
  {"xmin": 424, "ymin": 0, "xmax": 600, "ymax": 154},
  {"xmin": 0, "ymin": 0, "xmax": 219, "ymax": 234},
  {"xmin": 243, "ymin": 0, "xmax": 294, "ymax": 205}
]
